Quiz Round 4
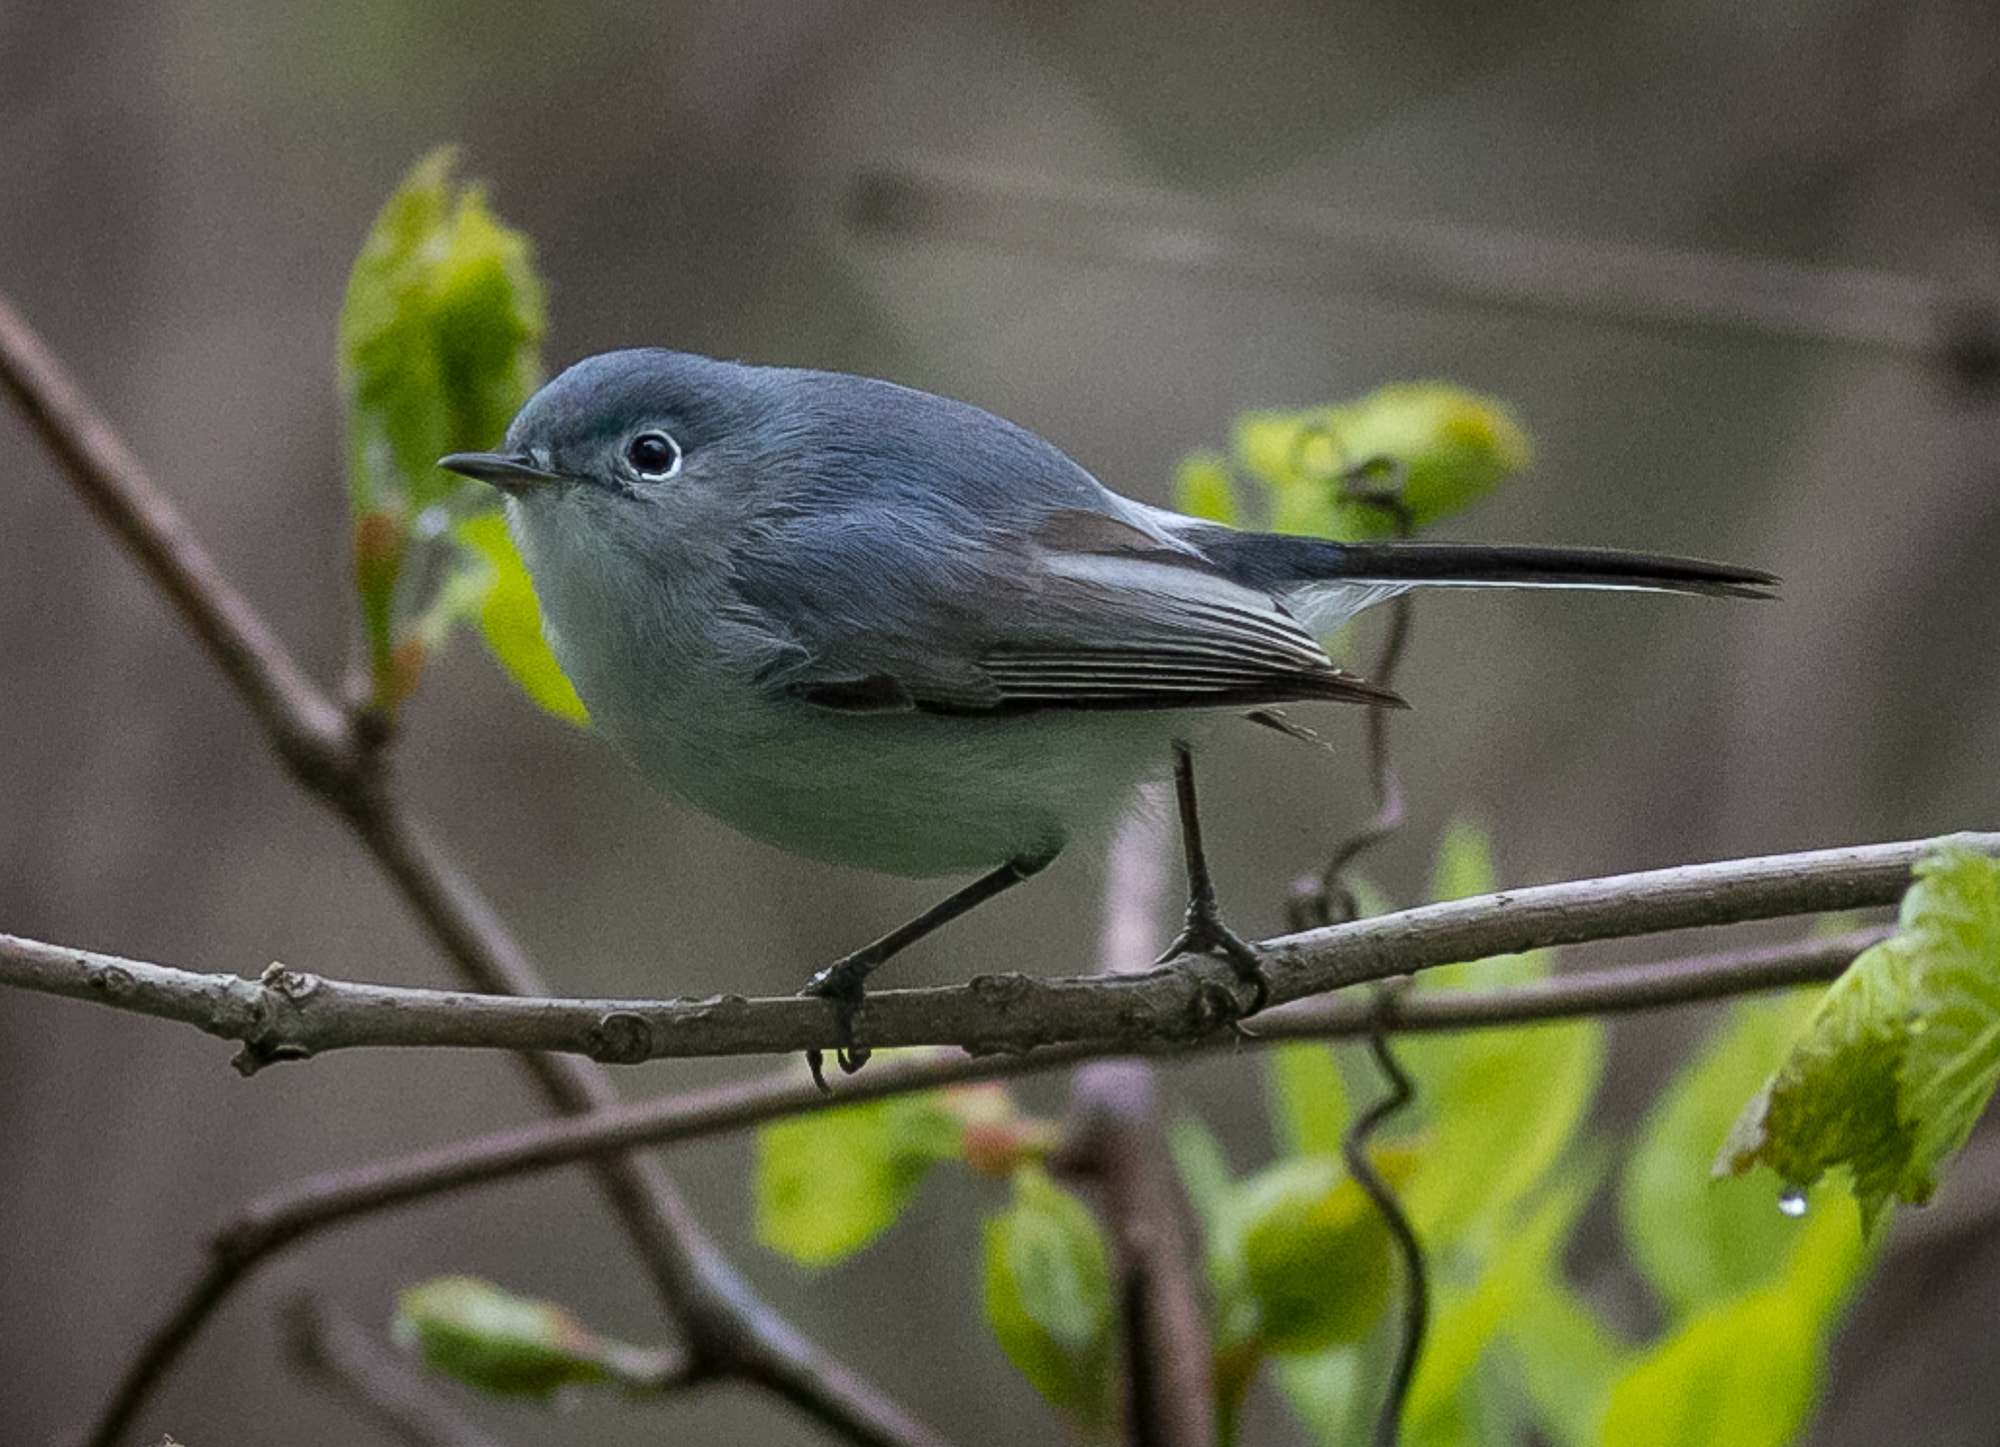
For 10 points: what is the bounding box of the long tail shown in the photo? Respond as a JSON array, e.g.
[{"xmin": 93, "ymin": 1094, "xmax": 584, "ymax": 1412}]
[
  {"xmin": 1329, "ymin": 541, "xmax": 1779, "ymax": 599},
  {"xmin": 1187, "ymin": 528, "xmax": 1778, "ymax": 600}
]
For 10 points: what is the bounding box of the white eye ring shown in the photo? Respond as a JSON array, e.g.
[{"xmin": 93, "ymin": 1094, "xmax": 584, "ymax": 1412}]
[{"xmin": 625, "ymin": 430, "xmax": 683, "ymax": 480}]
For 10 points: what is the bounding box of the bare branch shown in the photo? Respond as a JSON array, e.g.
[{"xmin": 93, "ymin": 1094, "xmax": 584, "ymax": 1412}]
[
  {"xmin": 42, "ymin": 912, "xmax": 1879, "ymax": 1447},
  {"xmin": 284, "ymin": 1295, "xmax": 516, "ymax": 1447},
  {"xmin": 846, "ymin": 160, "xmax": 1970, "ymax": 364},
  {"xmin": 4, "ymin": 836, "xmax": 1979, "ymax": 1066},
  {"xmin": 0, "ymin": 292, "xmax": 349, "ymax": 774},
  {"xmin": 149, "ymin": 929, "xmax": 1895, "ymax": 1283}
]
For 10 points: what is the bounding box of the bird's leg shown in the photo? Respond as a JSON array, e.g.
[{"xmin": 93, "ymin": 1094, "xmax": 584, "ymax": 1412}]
[
  {"xmin": 803, "ymin": 848, "xmax": 1057, "ymax": 1087},
  {"xmin": 1158, "ymin": 741, "xmax": 1271, "ymax": 1016}
]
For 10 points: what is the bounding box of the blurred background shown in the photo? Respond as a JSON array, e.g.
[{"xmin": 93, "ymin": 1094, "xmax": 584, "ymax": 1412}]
[{"xmin": 5, "ymin": 1, "xmax": 2000, "ymax": 1443}]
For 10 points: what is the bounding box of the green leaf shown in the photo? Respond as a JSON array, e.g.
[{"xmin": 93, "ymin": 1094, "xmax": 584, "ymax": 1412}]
[
  {"xmin": 1168, "ymin": 1113, "xmax": 1265, "ymax": 1365},
  {"xmin": 393, "ymin": 1276, "xmax": 652, "ymax": 1398},
  {"xmin": 755, "ymin": 1089, "xmax": 961, "ymax": 1266},
  {"xmin": 1317, "ymin": 383, "xmax": 1531, "ymax": 536},
  {"xmin": 981, "ymin": 1166, "xmax": 1115, "ymax": 1431},
  {"xmin": 1166, "ymin": 1113, "xmax": 1236, "ymax": 1244},
  {"xmin": 1398, "ymin": 824, "xmax": 1603, "ymax": 1247},
  {"xmin": 1395, "ymin": 1170, "xmax": 1603, "ymax": 1447},
  {"xmin": 448, "ymin": 510, "xmax": 588, "ymax": 722},
  {"xmin": 1489, "ymin": 1169, "xmax": 1624, "ymax": 1447},
  {"xmin": 1238, "ymin": 1156, "xmax": 1394, "ymax": 1353},
  {"xmin": 1717, "ymin": 844, "xmax": 2000, "ymax": 1234},
  {"xmin": 1226, "ymin": 388, "xmax": 1529, "ymax": 544},
  {"xmin": 1174, "ymin": 450, "xmax": 1238, "ymax": 525},
  {"xmin": 1599, "ymin": 1288, "xmax": 1819, "ymax": 1447},
  {"xmin": 338, "ymin": 147, "xmax": 544, "ymax": 516},
  {"xmin": 1270, "ymin": 1345, "xmax": 1367, "ymax": 1447},
  {"xmin": 335, "ymin": 147, "xmax": 543, "ymax": 708},
  {"xmin": 1621, "ymin": 992, "xmax": 1827, "ymax": 1316},
  {"xmin": 1264, "ymin": 1043, "xmax": 1350, "ymax": 1160},
  {"xmin": 1403, "ymin": 1276, "xmax": 1510, "ymax": 1447}
]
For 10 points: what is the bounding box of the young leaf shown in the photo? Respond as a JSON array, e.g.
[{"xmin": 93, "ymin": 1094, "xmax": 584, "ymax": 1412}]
[
  {"xmin": 1238, "ymin": 1156, "xmax": 1394, "ymax": 1354},
  {"xmin": 1598, "ymin": 1288, "xmax": 1820, "ymax": 1447},
  {"xmin": 1270, "ymin": 1345, "xmax": 1367, "ymax": 1447},
  {"xmin": 335, "ymin": 147, "xmax": 544, "ymax": 706},
  {"xmin": 1397, "ymin": 1170, "xmax": 1603, "ymax": 1447},
  {"xmin": 755, "ymin": 1088, "xmax": 961, "ymax": 1267},
  {"xmin": 1315, "ymin": 383, "xmax": 1531, "ymax": 536},
  {"xmin": 1168, "ymin": 1112, "xmax": 1265, "ymax": 1363},
  {"xmin": 1717, "ymin": 844, "xmax": 2000, "ymax": 1234},
  {"xmin": 393, "ymin": 1276, "xmax": 661, "ymax": 1398},
  {"xmin": 1488, "ymin": 1168, "xmax": 1624, "ymax": 1447},
  {"xmin": 449, "ymin": 511, "xmax": 588, "ymax": 723},
  {"xmin": 1174, "ymin": 450, "xmax": 1238, "ymax": 525},
  {"xmin": 1228, "ymin": 388, "xmax": 1529, "ymax": 543},
  {"xmin": 338, "ymin": 147, "xmax": 544, "ymax": 516},
  {"xmin": 1399, "ymin": 824, "xmax": 1603, "ymax": 1247},
  {"xmin": 1166, "ymin": 1113, "xmax": 1236, "ymax": 1244},
  {"xmin": 981, "ymin": 1166, "xmax": 1115, "ymax": 1432},
  {"xmin": 1264, "ymin": 1043, "xmax": 1350, "ymax": 1160},
  {"xmin": 1621, "ymin": 991, "xmax": 1825, "ymax": 1316}
]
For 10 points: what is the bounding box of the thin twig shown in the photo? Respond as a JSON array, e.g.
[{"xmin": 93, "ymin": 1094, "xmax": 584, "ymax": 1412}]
[
  {"xmin": 845, "ymin": 160, "xmax": 1975, "ymax": 364},
  {"xmin": 0, "ymin": 293, "xmax": 949, "ymax": 1447},
  {"xmin": 284, "ymin": 1295, "xmax": 512, "ymax": 1447},
  {"xmin": 0, "ymin": 293, "xmax": 349, "ymax": 776},
  {"xmin": 1342, "ymin": 1028, "xmax": 1425, "ymax": 1447},
  {"xmin": 1290, "ymin": 465, "xmax": 1415, "ymax": 930}
]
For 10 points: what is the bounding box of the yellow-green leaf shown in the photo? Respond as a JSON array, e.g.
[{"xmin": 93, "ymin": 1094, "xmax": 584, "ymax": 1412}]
[
  {"xmin": 1399, "ymin": 823, "xmax": 1601, "ymax": 1247},
  {"xmin": 338, "ymin": 147, "xmax": 544, "ymax": 516},
  {"xmin": 1264, "ymin": 1043, "xmax": 1350, "ymax": 1160},
  {"xmin": 394, "ymin": 1276, "xmax": 643, "ymax": 1398},
  {"xmin": 1622, "ymin": 992, "xmax": 1825, "ymax": 1316},
  {"xmin": 1717, "ymin": 844, "xmax": 2000, "ymax": 1234},
  {"xmin": 756, "ymin": 1088, "xmax": 960, "ymax": 1267},
  {"xmin": 1174, "ymin": 450, "xmax": 1238, "ymax": 525},
  {"xmin": 1599, "ymin": 1289, "xmax": 1818, "ymax": 1447},
  {"xmin": 451, "ymin": 510, "xmax": 588, "ymax": 723},
  {"xmin": 1319, "ymin": 383, "xmax": 1530, "ymax": 536},
  {"xmin": 981, "ymin": 1166, "xmax": 1115, "ymax": 1431},
  {"xmin": 1238, "ymin": 1155, "xmax": 1404, "ymax": 1354}
]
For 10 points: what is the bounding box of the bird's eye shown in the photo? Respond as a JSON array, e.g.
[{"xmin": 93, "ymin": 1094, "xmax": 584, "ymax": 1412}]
[{"xmin": 625, "ymin": 430, "xmax": 682, "ymax": 479}]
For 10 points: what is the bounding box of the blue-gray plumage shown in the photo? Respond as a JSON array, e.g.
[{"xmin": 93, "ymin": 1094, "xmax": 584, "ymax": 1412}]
[{"xmin": 441, "ymin": 349, "xmax": 1775, "ymax": 1070}]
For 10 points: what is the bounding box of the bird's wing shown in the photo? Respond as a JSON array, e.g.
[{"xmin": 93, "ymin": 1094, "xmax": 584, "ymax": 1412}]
[{"xmin": 735, "ymin": 506, "xmax": 1402, "ymax": 716}]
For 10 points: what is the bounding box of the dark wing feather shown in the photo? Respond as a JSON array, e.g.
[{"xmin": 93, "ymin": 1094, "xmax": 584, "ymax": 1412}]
[{"xmin": 745, "ymin": 505, "xmax": 1403, "ymax": 716}]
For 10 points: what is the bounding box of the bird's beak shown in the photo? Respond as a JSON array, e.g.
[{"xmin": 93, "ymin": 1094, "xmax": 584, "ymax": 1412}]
[{"xmin": 438, "ymin": 450, "xmax": 567, "ymax": 494}]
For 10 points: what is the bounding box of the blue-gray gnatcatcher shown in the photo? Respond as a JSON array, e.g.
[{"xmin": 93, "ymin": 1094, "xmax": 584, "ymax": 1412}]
[{"xmin": 441, "ymin": 349, "xmax": 1775, "ymax": 1076}]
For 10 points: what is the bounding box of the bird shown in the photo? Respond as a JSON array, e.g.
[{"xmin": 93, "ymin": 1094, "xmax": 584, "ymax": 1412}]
[{"xmin": 440, "ymin": 348, "xmax": 1776, "ymax": 1080}]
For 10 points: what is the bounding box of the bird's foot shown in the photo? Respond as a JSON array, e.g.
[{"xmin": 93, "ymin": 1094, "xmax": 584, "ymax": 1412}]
[
  {"xmin": 1157, "ymin": 899, "xmax": 1271, "ymax": 1026},
  {"xmin": 801, "ymin": 951, "xmax": 879, "ymax": 1090}
]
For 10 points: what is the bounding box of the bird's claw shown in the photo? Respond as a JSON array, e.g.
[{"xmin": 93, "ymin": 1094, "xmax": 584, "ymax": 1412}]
[
  {"xmin": 1156, "ymin": 907, "xmax": 1272, "ymax": 1022},
  {"xmin": 802, "ymin": 957, "xmax": 875, "ymax": 1090}
]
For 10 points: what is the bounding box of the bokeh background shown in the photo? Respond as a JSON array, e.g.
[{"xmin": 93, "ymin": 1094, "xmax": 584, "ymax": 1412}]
[{"xmin": 5, "ymin": 2, "xmax": 2000, "ymax": 1443}]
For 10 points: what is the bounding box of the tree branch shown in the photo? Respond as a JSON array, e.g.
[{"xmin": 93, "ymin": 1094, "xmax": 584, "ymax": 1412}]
[
  {"xmin": 119, "ymin": 927, "xmax": 1892, "ymax": 1285},
  {"xmin": 3, "ymin": 836, "xmax": 1977, "ymax": 1066},
  {"xmin": 44, "ymin": 918, "xmax": 1874, "ymax": 1435},
  {"xmin": 0, "ymin": 292, "xmax": 350, "ymax": 778},
  {"xmin": 283, "ymin": 1295, "xmax": 517, "ymax": 1447},
  {"xmin": 845, "ymin": 160, "xmax": 1980, "ymax": 366}
]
